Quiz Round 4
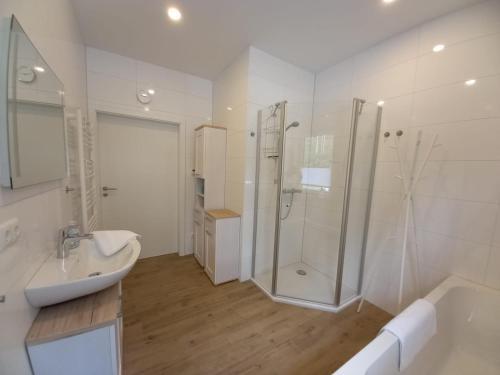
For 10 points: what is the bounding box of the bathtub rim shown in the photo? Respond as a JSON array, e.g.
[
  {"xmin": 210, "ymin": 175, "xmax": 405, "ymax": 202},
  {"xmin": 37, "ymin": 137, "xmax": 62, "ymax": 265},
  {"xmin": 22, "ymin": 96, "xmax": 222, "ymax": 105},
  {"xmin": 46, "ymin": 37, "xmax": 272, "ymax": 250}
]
[{"xmin": 333, "ymin": 275, "xmax": 499, "ymax": 375}]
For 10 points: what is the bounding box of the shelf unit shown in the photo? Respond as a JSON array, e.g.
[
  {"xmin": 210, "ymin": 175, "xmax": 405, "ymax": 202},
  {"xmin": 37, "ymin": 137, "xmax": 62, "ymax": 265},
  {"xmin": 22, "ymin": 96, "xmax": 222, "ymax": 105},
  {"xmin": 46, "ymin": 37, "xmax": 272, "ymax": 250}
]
[{"xmin": 193, "ymin": 125, "xmax": 227, "ymax": 267}]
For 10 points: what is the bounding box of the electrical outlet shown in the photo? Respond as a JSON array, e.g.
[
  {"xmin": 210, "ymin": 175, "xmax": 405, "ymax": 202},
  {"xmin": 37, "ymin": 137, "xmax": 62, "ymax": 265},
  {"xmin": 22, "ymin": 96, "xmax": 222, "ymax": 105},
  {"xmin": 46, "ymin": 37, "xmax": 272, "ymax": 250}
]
[{"xmin": 0, "ymin": 218, "xmax": 20, "ymax": 251}]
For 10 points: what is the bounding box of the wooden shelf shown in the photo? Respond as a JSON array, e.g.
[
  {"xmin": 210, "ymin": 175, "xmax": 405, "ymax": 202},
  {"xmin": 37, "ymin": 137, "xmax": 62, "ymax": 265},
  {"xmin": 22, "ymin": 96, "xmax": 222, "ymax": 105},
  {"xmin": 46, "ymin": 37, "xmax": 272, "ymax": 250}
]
[
  {"xmin": 206, "ymin": 209, "xmax": 240, "ymax": 220},
  {"xmin": 26, "ymin": 283, "xmax": 121, "ymax": 346}
]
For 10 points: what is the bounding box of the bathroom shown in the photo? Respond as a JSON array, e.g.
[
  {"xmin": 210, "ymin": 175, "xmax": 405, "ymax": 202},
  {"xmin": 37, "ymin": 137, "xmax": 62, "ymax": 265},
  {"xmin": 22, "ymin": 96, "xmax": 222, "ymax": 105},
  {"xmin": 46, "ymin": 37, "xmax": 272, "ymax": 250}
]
[{"xmin": 0, "ymin": 0, "xmax": 499, "ymax": 374}]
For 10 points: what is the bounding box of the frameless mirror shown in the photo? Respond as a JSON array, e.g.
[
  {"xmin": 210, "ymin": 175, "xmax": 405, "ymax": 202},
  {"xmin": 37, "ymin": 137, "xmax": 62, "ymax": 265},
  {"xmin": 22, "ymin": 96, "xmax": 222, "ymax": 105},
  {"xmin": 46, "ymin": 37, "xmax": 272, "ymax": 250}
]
[{"xmin": 0, "ymin": 15, "xmax": 66, "ymax": 189}]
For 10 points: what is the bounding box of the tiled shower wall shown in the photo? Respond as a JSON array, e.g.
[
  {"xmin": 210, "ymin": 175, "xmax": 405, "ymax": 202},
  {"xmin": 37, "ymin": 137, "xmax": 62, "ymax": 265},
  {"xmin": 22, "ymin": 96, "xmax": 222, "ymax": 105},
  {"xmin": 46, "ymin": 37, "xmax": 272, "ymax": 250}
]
[{"xmin": 313, "ymin": 0, "xmax": 500, "ymax": 314}]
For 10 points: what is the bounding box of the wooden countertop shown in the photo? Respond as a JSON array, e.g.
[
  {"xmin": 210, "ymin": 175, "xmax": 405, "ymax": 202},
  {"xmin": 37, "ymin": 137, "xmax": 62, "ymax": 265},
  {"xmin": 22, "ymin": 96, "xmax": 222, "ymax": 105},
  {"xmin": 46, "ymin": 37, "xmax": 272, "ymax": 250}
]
[
  {"xmin": 26, "ymin": 283, "xmax": 121, "ymax": 346},
  {"xmin": 206, "ymin": 209, "xmax": 240, "ymax": 219}
]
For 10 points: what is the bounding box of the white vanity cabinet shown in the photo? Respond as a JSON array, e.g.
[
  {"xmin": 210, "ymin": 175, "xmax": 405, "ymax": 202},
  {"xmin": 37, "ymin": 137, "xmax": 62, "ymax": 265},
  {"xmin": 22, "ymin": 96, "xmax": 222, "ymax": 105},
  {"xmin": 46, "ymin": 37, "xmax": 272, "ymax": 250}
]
[
  {"xmin": 204, "ymin": 210, "xmax": 240, "ymax": 285},
  {"xmin": 26, "ymin": 283, "xmax": 122, "ymax": 375}
]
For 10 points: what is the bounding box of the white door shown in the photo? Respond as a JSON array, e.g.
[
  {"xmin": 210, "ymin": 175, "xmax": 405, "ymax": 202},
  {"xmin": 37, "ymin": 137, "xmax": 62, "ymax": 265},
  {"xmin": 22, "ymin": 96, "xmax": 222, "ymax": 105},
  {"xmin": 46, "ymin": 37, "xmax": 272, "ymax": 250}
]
[{"xmin": 98, "ymin": 113, "xmax": 178, "ymax": 258}]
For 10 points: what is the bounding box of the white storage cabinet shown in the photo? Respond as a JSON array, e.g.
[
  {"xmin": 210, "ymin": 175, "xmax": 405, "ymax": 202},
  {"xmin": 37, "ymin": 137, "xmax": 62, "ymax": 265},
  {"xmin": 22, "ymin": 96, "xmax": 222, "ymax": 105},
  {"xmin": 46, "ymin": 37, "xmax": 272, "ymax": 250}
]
[
  {"xmin": 193, "ymin": 125, "xmax": 226, "ymax": 267},
  {"xmin": 204, "ymin": 210, "xmax": 240, "ymax": 285}
]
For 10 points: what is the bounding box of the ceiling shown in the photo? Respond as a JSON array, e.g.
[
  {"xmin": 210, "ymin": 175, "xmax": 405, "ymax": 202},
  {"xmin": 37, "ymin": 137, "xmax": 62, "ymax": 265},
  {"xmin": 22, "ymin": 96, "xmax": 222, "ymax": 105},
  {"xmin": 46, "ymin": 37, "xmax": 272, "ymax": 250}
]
[{"xmin": 71, "ymin": 0, "xmax": 483, "ymax": 80}]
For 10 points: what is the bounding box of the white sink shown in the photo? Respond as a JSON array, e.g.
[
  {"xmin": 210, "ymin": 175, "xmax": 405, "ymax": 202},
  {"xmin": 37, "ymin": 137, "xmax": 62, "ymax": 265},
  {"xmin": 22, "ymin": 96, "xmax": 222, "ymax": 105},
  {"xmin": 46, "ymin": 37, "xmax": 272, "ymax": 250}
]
[{"xmin": 25, "ymin": 238, "xmax": 141, "ymax": 307}]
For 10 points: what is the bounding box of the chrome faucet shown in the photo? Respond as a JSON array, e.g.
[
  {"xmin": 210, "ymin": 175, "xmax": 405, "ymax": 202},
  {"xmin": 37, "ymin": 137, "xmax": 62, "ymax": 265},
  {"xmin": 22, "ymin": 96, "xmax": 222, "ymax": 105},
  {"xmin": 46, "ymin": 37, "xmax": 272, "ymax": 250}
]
[{"xmin": 57, "ymin": 224, "xmax": 93, "ymax": 259}]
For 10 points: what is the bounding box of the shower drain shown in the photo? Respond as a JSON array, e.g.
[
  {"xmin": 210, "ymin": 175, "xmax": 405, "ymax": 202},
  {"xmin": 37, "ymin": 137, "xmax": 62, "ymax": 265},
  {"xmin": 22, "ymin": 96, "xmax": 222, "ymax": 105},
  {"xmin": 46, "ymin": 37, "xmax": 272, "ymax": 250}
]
[{"xmin": 296, "ymin": 269, "xmax": 307, "ymax": 276}]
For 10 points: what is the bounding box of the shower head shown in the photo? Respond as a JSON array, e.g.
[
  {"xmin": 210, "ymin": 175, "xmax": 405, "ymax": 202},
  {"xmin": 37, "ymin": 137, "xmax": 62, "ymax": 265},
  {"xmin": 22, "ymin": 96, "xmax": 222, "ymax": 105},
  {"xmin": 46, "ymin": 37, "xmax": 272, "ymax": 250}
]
[{"xmin": 285, "ymin": 121, "xmax": 300, "ymax": 131}]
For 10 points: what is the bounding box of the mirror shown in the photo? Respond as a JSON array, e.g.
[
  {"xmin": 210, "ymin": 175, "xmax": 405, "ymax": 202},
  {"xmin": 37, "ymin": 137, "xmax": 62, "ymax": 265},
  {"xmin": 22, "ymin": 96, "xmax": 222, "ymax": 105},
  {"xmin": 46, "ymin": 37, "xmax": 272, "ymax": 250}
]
[{"xmin": 0, "ymin": 16, "xmax": 66, "ymax": 189}]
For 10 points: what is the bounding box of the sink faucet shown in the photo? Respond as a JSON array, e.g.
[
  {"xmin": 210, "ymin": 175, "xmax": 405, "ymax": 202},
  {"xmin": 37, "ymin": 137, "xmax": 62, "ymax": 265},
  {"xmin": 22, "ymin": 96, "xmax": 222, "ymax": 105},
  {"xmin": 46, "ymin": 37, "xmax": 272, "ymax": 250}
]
[{"xmin": 57, "ymin": 224, "xmax": 93, "ymax": 259}]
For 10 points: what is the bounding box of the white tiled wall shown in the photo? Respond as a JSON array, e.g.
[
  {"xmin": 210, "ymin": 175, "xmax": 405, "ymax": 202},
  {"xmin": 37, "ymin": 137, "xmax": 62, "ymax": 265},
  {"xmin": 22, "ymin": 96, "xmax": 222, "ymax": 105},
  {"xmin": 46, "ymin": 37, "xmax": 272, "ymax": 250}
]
[
  {"xmin": 314, "ymin": 0, "xmax": 500, "ymax": 314},
  {"xmin": 213, "ymin": 47, "xmax": 315, "ymax": 281},
  {"xmin": 0, "ymin": 0, "xmax": 87, "ymax": 373},
  {"xmin": 86, "ymin": 47, "xmax": 213, "ymax": 255}
]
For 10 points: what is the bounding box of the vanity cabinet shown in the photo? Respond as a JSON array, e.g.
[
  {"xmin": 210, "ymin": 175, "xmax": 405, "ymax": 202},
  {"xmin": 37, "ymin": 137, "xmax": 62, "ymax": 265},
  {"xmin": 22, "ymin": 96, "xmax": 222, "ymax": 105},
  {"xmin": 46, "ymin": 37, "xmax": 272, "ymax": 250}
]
[
  {"xmin": 26, "ymin": 283, "xmax": 122, "ymax": 375},
  {"xmin": 204, "ymin": 210, "xmax": 240, "ymax": 285}
]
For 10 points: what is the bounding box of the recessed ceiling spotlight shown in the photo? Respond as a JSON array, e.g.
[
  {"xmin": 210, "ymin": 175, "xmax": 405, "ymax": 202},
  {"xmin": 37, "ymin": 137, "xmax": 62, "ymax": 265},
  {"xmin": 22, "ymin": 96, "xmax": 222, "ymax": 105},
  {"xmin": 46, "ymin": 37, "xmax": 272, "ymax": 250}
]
[
  {"xmin": 465, "ymin": 79, "xmax": 476, "ymax": 86},
  {"xmin": 377, "ymin": 100, "xmax": 385, "ymax": 106},
  {"xmin": 167, "ymin": 7, "xmax": 182, "ymax": 21},
  {"xmin": 148, "ymin": 89, "xmax": 155, "ymax": 95},
  {"xmin": 382, "ymin": 0, "xmax": 397, "ymax": 4},
  {"xmin": 432, "ymin": 44, "xmax": 445, "ymax": 53},
  {"xmin": 226, "ymin": 106, "xmax": 233, "ymax": 111},
  {"xmin": 33, "ymin": 66, "xmax": 45, "ymax": 72}
]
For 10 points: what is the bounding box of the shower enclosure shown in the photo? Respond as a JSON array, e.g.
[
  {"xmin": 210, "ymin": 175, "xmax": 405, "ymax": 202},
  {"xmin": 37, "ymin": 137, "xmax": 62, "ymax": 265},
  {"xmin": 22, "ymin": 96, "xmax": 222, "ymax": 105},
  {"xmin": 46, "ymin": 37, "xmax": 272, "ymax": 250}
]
[{"xmin": 252, "ymin": 99, "xmax": 382, "ymax": 311}]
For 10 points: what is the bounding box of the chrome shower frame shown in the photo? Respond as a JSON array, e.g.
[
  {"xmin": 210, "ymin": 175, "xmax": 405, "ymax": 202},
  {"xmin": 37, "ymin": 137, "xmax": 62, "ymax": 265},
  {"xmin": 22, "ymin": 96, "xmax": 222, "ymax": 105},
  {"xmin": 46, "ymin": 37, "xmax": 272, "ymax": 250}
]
[{"xmin": 251, "ymin": 99, "xmax": 382, "ymax": 312}]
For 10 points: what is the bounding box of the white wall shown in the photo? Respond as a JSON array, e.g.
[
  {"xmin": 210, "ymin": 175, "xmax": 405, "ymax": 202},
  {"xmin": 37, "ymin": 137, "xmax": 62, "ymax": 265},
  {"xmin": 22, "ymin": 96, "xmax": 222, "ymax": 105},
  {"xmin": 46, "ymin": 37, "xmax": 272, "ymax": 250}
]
[
  {"xmin": 314, "ymin": 0, "xmax": 500, "ymax": 314},
  {"xmin": 86, "ymin": 47, "xmax": 212, "ymax": 255},
  {"xmin": 248, "ymin": 48, "xmax": 315, "ymax": 279},
  {"xmin": 213, "ymin": 46, "xmax": 315, "ymax": 281},
  {"xmin": 0, "ymin": 0, "xmax": 87, "ymax": 373},
  {"xmin": 212, "ymin": 50, "xmax": 250, "ymax": 278}
]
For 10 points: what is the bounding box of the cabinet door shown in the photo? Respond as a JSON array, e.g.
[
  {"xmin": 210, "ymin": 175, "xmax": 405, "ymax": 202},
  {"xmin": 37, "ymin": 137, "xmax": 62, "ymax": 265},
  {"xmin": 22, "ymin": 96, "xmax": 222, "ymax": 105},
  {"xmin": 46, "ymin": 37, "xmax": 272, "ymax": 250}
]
[
  {"xmin": 194, "ymin": 130, "xmax": 204, "ymax": 177},
  {"xmin": 193, "ymin": 216, "xmax": 204, "ymax": 266},
  {"xmin": 204, "ymin": 224, "xmax": 216, "ymax": 283}
]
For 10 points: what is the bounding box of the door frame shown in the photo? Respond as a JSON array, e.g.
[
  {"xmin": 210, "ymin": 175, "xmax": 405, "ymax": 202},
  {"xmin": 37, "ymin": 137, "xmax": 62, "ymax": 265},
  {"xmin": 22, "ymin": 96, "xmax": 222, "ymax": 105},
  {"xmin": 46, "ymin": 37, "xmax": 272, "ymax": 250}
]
[{"xmin": 88, "ymin": 102, "xmax": 188, "ymax": 255}]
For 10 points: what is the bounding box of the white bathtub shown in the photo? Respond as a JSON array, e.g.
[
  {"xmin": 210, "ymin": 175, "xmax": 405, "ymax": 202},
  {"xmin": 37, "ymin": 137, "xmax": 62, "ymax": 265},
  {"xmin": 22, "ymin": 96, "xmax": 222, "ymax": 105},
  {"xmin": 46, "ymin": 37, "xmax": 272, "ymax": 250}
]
[{"xmin": 335, "ymin": 276, "xmax": 500, "ymax": 375}]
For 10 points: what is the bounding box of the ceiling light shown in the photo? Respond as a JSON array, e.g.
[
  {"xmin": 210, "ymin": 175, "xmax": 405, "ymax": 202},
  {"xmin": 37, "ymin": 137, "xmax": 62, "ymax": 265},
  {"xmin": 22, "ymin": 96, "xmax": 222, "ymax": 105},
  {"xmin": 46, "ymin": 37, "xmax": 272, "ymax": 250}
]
[
  {"xmin": 167, "ymin": 7, "xmax": 182, "ymax": 21},
  {"xmin": 147, "ymin": 89, "xmax": 155, "ymax": 95},
  {"xmin": 33, "ymin": 66, "xmax": 45, "ymax": 72},
  {"xmin": 377, "ymin": 100, "xmax": 385, "ymax": 106},
  {"xmin": 432, "ymin": 44, "xmax": 445, "ymax": 53},
  {"xmin": 226, "ymin": 106, "xmax": 233, "ymax": 111},
  {"xmin": 465, "ymin": 79, "xmax": 476, "ymax": 86},
  {"xmin": 382, "ymin": 0, "xmax": 397, "ymax": 4},
  {"xmin": 144, "ymin": 107, "xmax": 150, "ymax": 112}
]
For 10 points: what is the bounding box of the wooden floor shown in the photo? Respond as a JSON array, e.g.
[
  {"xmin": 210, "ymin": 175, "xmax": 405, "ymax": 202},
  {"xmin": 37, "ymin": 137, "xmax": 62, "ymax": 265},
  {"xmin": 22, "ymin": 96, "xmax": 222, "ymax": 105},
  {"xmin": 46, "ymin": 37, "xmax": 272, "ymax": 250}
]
[{"xmin": 122, "ymin": 254, "xmax": 392, "ymax": 375}]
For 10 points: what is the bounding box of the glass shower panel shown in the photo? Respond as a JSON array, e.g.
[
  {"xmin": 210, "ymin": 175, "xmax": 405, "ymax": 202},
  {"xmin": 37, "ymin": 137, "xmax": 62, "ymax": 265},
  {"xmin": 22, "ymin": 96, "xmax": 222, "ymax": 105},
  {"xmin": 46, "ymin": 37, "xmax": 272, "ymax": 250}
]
[
  {"xmin": 275, "ymin": 101, "xmax": 351, "ymax": 305},
  {"xmin": 252, "ymin": 103, "xmax": 283, "ymax": 293},
  {"xmin": 252, "ymin": 98, "xmax": 382, "ymax": 310},
  {"xmin": 338, "ymin": 101, "xmax": 381, "ymax": 305}
]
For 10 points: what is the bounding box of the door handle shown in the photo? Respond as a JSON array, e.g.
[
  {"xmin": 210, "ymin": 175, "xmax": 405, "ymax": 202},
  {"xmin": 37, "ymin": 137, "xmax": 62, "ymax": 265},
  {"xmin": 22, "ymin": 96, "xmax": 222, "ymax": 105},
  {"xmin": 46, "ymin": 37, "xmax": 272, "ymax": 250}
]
[{"xmin": 102, "ymin": 186, "xmax": 118, "ymax": 191}]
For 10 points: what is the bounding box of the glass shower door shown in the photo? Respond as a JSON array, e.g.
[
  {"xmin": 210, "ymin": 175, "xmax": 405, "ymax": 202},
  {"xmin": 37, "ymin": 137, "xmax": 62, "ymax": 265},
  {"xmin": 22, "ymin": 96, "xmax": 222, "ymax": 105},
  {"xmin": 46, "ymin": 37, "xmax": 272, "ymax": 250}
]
[
  {"xmin": 252, "ymin": 98, "xmax": 382, "ymax": 310},
  {"xmin": 275, "ymin": 101, "xmax": 349, "ymax": 305},
  {"xmin": 337, "ymin": 100, "xmax": 381, "ymax": 305},
  {"xmin": 252, "ymin": 103, "xmax": 284, "ymax": 294}
]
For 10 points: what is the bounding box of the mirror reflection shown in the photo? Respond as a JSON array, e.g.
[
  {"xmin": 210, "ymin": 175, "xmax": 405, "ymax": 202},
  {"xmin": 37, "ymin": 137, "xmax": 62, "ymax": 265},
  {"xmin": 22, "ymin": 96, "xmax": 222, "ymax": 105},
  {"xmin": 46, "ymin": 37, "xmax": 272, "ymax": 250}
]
[{"xmin": 3, "ymin": 16, "xmax": 66, "ymax": 189}]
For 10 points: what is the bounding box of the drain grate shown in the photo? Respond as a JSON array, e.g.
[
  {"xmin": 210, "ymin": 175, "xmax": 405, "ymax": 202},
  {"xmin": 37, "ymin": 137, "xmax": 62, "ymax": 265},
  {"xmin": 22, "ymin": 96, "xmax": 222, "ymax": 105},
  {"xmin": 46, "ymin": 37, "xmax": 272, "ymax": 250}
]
[
  {"xmin": 296, "ymin": 269, "xmax": 307, "ymax": 276},
  {"xmin": 88, "ymin": 271, "xmax": 102, "ymax": 277}
]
